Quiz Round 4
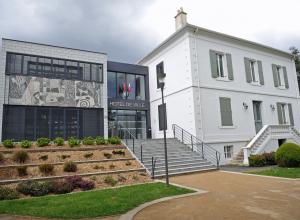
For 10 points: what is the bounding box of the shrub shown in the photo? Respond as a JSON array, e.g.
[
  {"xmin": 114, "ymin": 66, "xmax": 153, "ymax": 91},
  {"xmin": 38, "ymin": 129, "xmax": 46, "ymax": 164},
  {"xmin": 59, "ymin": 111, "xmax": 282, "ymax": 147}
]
[
  {"xmin": 20, "ymin": 140, "xmax": 32, "ymax": 149},
  {"xmin": 104, "ymin": 176, "xmax": 117, "ymax": 186},
  {"xmin": 16, "ymin": 180, "xmax": 50, "ymax": 197},
  {"xmin": 39, "ymin": 155, "xmax": 48, "ymax": 161},
  {"xmin": 95, "ymin": 136, "xmax": 107, "ymax": 145},
  {"xmin": 53, "ymin": 137, "xmax": 64, "ymax": 146},
  {"xmin": 0, "ymin": 152, "xmax": 4, "ymax": 163},
  {"xmin": 117, "ymin": 175, "xmax": 127, "ymax": 182},
  {"xmin": 103, "ymin": 152, "xmax": 112, "ymax": 159},
  {"xmin": 0, "ymin": 186, "xmax": 19, "ymax": 200},
  {"xmin": 50, "ymin": 180, "xmax": 73, "ymax": 194},
  {"xmin": 60, "ymin": 154, "xmax": 70, "ymax": 160},
  {"xmin": 79, "ymin": 180, "xmax": 95, "ymax": 191},
  {"xmin": 84, "ymin": 152, "xmax": 93, "ymax": 158},
  {"xmin": 108, "ymin": 136, "xmax": 121, "ymax": 145},
  {"xmin": 13, "ymin": 150, "xmax": 29, "ymax": 163},
  {"xmin": 38, "ymin": 163, "xmax": 54, "ymax": 175},
  {"xmin": 248, "ymin": 154, "xmax": 266, "ymax": 167},
  {"xmin": 93, "ymin": 165, "xmax": 104, "ymax": 170},
  {"xmin": 275, "ymin": 142, "xmax": 300, "ymax": 167},
  {"xmin": 109, "ymin": 164, "xmax": 116, "ymax": 169},
  {"xmin": 17, "ymin": 166, "xmax": 28, "ymax": 176},
  {"xmin": 82, "ymin": 137, "xmax": 95, "ymax": 145},
  {"xmin": 65, "ymin": 175, "xmax": 95, "ymax": 191},
  {"xmin": 68, "ymin": 137, "xmax": 80, "ymax": 147},
  {"xmin": 37, "ymin": 137, "xmax": 50, "ymax": 147},
  {"xmin": 63, "ymin": 161, "xmax": 77, "ymax": 172},
  {"xmin": 112, "ymin": 150, "xmax": 125, "ymax": 156},
  {"xmin": 132, "ymin": 175, "xmax": 139, "ymax": 181},
  {"xmin": 125, "ymin": 161, "xmax": 132, "ymax": 166},
  {"xmin": 262, "ymin": 152, "xmax": 276, "ymax": 165},
  {"xmin": 2, "ymin": 139, "xmax": 15, "ymax": 148}
]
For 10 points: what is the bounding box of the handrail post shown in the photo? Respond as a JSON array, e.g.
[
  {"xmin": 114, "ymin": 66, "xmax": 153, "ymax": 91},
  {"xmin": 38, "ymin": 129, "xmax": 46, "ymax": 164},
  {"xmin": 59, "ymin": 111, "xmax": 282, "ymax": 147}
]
[
  {"xmin": 173, "ymin": 125, "xmax": 175, "ymax": 138},
  {"xmin": 216, "ymin": 152, "xmax": 220, "ymax": 169},
  {"xmin": 181, "ymin": 129, "xmax": 183, "ymax": 143},
  {"xmin": 140, "ymin": 144, "xmax": 143, "ymax": 163},
  {"xmin": 133, "ymin": 138, "xmax": 135, "ymax": 153},
  {"xmin": 201, "ymin": 142, "xmax": 204, "ymax": 159},
  {"xmin": 151, "ymin": 156, "xmax": 154, "ymax": 179},
  {"xmin": 191, "ymin": 136, "xmax": 193, "ymax": 151}
]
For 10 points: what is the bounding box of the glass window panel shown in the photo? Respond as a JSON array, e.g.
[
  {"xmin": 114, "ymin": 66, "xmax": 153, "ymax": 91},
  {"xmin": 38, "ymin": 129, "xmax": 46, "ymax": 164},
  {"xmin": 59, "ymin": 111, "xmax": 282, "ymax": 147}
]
[
  {"xmin": 36, "ymin": 108, "xmax": 50, "ymax": 138},
  {"xmin": 36, "ymin": 57, "xmax": 45, "ymax": 76},
  {"xmin": 28, "ymin": 56, "xmax": 37, "ymax": 75},
  {"xmin": 25, "ymin": 107, "xmax": 35, "ymax": 140},
  {"xmin": 44, "ymin": 58, "xmax": 52, "ymax": 75},
  {"xmin": 66, "ymin": 61, "xmax": 78, "ymax": 79},
  {"xmin": 117, "ymin": 73, "xmax": 126, "ymax": 99},
  {"xmin": 5, "ymin": 53, "xmax": 14, "ymax": 74},
  {"xmin": 51, "ymin": 108, "xmax": 64, "ymax": 139},
  {"xmin": 108, "ymin": 71, "xmax": 116, "ymax": 98},
  {"xmin": 2, "ymin": 106, "xmax": 25, "ymax": 140},
  {"xmin": 65, "ymin": 109, "xmax": 78, "ymax": 138},
  {"xmin": 126, "ymin": 74, "xmax": 136, "ymax": 100},
  {"xmin": 91, "ymin": 64, "xmax": 100, "ymax": 82},
  {"xmin": 53, "ymin": 59, "xmax": 65, "ymax": 78},
  {"xmin": 135, "ymin": 75, "xmax": 145, "ymax": 100},
  {"xmin": 79, "ymin": 63, "xmax": 90, "ymax": 81}
]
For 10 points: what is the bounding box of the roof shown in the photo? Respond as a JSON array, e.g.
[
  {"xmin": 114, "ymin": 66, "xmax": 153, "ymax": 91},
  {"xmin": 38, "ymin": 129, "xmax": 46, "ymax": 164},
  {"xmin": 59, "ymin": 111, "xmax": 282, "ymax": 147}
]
[
  {"xmin": 138, "ymin": 23, "xmax": 293, "ymax": 64},
  {"xmin": 2, "ymin": 38, "xmax": 107, "ymax": 55}
]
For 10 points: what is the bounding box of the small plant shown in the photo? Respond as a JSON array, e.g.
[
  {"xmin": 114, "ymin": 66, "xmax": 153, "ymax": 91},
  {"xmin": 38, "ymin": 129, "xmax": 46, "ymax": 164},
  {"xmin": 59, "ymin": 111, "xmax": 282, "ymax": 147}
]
[
  {"xmin": 262, "ymin": 152, "xmax": 276, "ymax": 165},
  {"xmin": 93, "ymin": 165, "xmax": 104, "ymax": 170},
  {"xmin": 0, "ymin": 186, "xmax": 19, "ymax": 200},
  {"xmin": 109, "ymin": 164, "xmax": 116, "ymax": 169},
  {"xmin": 82, "ymin": 137, "xmax": 95, "ymax": 145},
  {"xmin": 112, "ymin": 150, "xmax": 125, "ymax": 156},
  {"xmin": 20, "ymin": 140, "xmax": 32, "ymax": 149},
  {"xmin": 60, "ymin": 154, "xmax": 71, "ymax": 160},
  {"xmin": 39, "ymin": 155, "xmax": 48, "ymax": 161},
  {"xmin": 68, "ymin": 137, "xmax": 81, "ymax": 147},
  {"xmin": 16, "ymin": 180, "xmax": 51, "ymax": 197},
  {"xmin": 2, "ymin": 139, "xmax": 15, "ymax": 148},
  {"xmin": 38, "ymin": 163, "xmax": 54, "ymax": 175},
  {"xmin": 104, "ymin": 176, "xmax": 117, "ymax": 186},
  {"xmin": 117, "ymin": 175, "xmax": 127, "ymax": 182},
  {"xmin": 17, "ymin": 166, "xmax": 28, "ymax": 176},
  {"xmin": 51, "ymin": 180, "xmax": 73, "ymax": 194},
  {"xmin": 0, "ymin": 152, "xmax": 4, "ymax": 163},
  {"xmin": 36, "ymin": 137, "xmax": 50, "ymax": 147},
  {"xmin": 63, "ymin": 161, "xmax": 77, "ymax": 172},
  {"xmin": 95, "ymin": 136, "xmax": 107, "ymax": 145},
  {"xmin": 65, "ymin": 175, "xmax": 95, "ymax": 191},
  {"xmin": 79, "ymin": 180, "xmax": 95, "ymax": 191},
  {"xmin": 13, "ymin": 150, "xmax": 29, "ymax": 163},
  {"xmin": 108, "ymin": 136, "xmax": 121, "ymax": 145},
  {"xmin": 90, "ymin": 176, "xmax": 97, "ymax": 181},
  {"xmin": 53, "ymin": 137, "xmax": 64, "ymax": 146},
  {"xmin": 84, "ymin": 152, "xmax": 94, "ymax": 158},
  {"xmin": 276, "ymin": 142, "xmax": 300, "ymax": 167},
  {"xmin": 103, "ymin": 152, "xmax": 112, "ymax": 159},
  {"xmin": 125, "ymin": 161, "xmax": 132, "ymax": 166},
  {"xmin": 132, "ymin": 175, "xmax": 139, "ymax": 181},
  {"xmin": 139, "ymin": 172, "xmax": 147, "ymax": 176},
  {"xmin": 248, "ymin": 155, "xmax": 266, "ymax": 167}
]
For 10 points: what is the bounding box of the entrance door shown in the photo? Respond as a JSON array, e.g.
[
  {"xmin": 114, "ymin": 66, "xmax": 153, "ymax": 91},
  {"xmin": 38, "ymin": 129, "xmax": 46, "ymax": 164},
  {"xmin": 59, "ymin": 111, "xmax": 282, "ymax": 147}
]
[{"xmin": 253, "ymin": 101, "xmax": 263, "ymax": 133}]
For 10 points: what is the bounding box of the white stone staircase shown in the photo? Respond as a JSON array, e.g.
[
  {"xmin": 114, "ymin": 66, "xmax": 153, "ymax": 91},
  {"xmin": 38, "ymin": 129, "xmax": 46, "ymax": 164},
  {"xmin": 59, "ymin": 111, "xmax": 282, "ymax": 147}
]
[{"xmin": 241, "ymin": 125, "xmax": 300, "ymax": 165}]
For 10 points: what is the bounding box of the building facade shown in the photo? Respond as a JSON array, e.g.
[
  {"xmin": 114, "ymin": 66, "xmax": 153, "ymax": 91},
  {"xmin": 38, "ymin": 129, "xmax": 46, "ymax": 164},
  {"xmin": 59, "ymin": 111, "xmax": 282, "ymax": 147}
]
[{"xmin": 139, "ymin": 9, "xmax": 300, "ymax": 164}]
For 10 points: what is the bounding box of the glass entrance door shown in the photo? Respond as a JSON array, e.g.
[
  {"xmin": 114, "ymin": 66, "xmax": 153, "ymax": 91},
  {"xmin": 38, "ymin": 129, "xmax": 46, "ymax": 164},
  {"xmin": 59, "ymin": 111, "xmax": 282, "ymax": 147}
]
[{"xmin": 253, "ymin": 101, "xmax": 263, "ymax": 133}]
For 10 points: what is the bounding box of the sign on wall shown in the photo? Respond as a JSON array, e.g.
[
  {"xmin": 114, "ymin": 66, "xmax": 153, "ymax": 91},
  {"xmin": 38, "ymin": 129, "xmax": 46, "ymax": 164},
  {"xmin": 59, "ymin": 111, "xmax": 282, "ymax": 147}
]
[{"xmin": 108, "ymin": 98, "xmax": 148, "ymax": 110}]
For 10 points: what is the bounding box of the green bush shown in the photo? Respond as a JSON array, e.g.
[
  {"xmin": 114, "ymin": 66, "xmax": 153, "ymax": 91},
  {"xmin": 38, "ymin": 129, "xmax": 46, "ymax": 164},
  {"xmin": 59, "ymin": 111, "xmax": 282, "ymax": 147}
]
[
  {"xmin": 13, "ymin": 150, "xmax": 29, "ymax": 163},
  {"xmin": 95, "ymin": 136, "xmax": 107, "ymax": 145},
  {"xmin": 17, "ymin": 166, "xmax": 28, "ymax": 176},
  {"xmin": 2, "ymin": 139, "xmax": 15, "ymax": 148},
  {"xmin": 84, "ymin": 152, "xmax": 93, "ymax": 158},
  {"xmin": 108, "ymin": 136, "xmax": 121, "ymax": 145},
  {"xmin": 103, "ymin": 152, "xmax": 112, "ymax": 159},
  {"xmin": 275, "ymin": 142, "xmax": 300, "ymax": 167},
  {"xmin": 37, "ymin": 137, "xmax": 50, "ymax": 147},
  {"xmin": 38, "ymin": 163, "xmax": 54, "ymax": 175},
  {"xmin": 16, "ymin": 180, "xmax": 51, "ymax": 197},
  {"xmin": 50, "ymin": 180, "xmax": 73, "ymax": 194},
  {"xmin": 20, "ymin": 140, "xmax": 32, "ymax": 149},
  {"xmin": 262, "ymin": 152, "xmax": 276, "ymax": 165},
  {"xmin": 53, "ymin": 137, "xmax": 64, "ymax": 146},
  {"xmin": 68, "ymin": 137, "xmax": 81, "ymax": 147},
  {"xmin": 63, "ymin": 161, "xmax": 77, "ymax": 172},
  {"xmin": 0, "ymin": 152, "xmax": 4, "ymax": 163},
  {"xmin": 104, "ymin": 176, "xmax": 117, "ymax": 186},
  {"xmin": 0, "ymin": 186, "xmax": 19, "ymax": 200},
  {"xmin": 39, "ymin": 155, "xmax": 48, "ymax": 161},
  {"xmin": 112, "ymin": 150, "xmax": 125, "ymax": 156},
  {"xmin": 248, "ymin": 154, "xmax": 266, "ymax": 167},
  {"xmin": 82, "ymin": 137, "xmax": 95, "ymax": 145}
]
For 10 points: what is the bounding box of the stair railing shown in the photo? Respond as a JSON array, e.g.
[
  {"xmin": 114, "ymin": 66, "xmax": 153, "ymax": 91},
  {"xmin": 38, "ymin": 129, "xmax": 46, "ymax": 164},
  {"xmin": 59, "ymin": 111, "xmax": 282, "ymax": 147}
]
[
  {"xmin": 172, "ymin": 124, "xmax": 221, "ymax": 169},
  {"xmin": 119, "ymin": 125, "xmax": 136, "ymax": 153},
  {"xmin": 151, "ymin": 156, "xmax": 157, "ymax": 179}
]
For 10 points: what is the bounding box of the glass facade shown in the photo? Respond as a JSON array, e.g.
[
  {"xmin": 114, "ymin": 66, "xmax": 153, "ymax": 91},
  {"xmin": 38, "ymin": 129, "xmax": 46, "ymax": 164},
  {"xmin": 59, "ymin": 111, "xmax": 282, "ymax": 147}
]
[
  {"xmin": 6, "ymin": 52, "xmax": 103, "ymax": 83},
  {"xmin": 108, "ymin": 110, "xmax": 147, "ymax": 139},
  {"xmin": 108, "ymin": 71, "xmax": 145, "ymax": 100}
]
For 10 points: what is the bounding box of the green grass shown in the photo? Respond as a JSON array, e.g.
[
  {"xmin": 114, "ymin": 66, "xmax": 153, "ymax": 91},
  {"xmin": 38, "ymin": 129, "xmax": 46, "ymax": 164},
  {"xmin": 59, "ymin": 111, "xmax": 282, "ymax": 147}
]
[
  {"xmin": 0, "ymin": 182, "xmax": 193, "ymax": 219},
  {"xmin": 247, "ymin": 167, "xmax": 300, "ymax": 178}
]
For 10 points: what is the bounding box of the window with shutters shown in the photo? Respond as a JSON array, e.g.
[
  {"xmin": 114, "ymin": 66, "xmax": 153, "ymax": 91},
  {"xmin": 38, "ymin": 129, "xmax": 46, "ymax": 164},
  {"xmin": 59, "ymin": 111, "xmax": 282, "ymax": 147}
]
[
  {"xmin": 216, "ymin": 53, "xmax": 228, "ymax": 79},
  {"xmin": 272, "ymin": 64, "xmax": 288, "ymax": 89},
  {"xmin": 219, "ymin": 97, "xmax": 233, "ymax": 126},
  {"xmin": 276, "ymin": 66, "xmax": 285, "ymax": 87},
  {"xmin": 244, "ymin": 58, "xmax": 264, "ymax": 85},
  {"xmin": 224, "ymin": 145, "xmax": 233, "ymax": 158},
  {"xmin": 249, "ymin": 61, "xmax": 259, "ymax": 83},
  {"xmin": 210, "ymin": 50, "xmax": 233, "ymax": 80}
]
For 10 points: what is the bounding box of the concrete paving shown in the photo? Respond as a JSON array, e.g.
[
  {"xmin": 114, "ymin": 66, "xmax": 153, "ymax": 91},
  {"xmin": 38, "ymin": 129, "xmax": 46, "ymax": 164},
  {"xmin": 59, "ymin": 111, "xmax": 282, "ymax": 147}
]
[{"xmin": 134, "ymin": 171, "xmax": 300, "ymax": 220}]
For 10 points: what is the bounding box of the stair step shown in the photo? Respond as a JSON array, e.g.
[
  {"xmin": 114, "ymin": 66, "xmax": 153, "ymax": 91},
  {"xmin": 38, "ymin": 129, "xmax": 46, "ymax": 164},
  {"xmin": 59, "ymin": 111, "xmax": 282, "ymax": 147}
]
[
  {"xmin": 154, "ymin": 167, "xmax": 217, "ymax": 178},
  {"xmin": 154, "ymin": 164, "xmax": 216, "ymax": 176},
  {"xmin": 146, "ymin": 160, "xmax": 211, "ymax": 170}
]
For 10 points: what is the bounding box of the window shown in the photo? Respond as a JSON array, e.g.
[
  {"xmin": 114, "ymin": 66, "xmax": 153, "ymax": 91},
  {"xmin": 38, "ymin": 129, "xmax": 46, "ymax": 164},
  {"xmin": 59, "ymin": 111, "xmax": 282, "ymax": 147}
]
[
  {"xmin": 277, "ymin": 103, "xmax": 287, "ymax": 124},
  {"xmin": 250, "ymin": 60, "xmax": 258, "ymax": 82},
  {"xmin": 219, "ymin": 97, "xmax": 233, "ymax": 126},
  {"xmin": 272, "ymin": 64, "xmax": 288, "ymax": 89},
  {"xmin": 216, "ymin": 54, "xmax": 225, "ymax": 78},
  {"xmin": 276, "ymin": 66, "xmax": 286, "ymax": 87},
  {"xmin": 210, "ymin": 50, "xmax": 234, "ymax": 80},
  {"xmin": 6, "ymin": 52, "xmax": 103, "ymax": 83},
  {"xmin": 107, "ymin": 71, "xmax": 117, "ymax": 98},
  {"xmin": 126, "ymin": 74, "xmax": 136, "ymax": 100},
  {"xmin": 244, "ymin": 58, "xmax": 264, "ymax": 85},
  {"xmin": 117, "ymin": 72, "xmax": 126, "ymax": 99},
  {"xmin": 224, "ymin": 145, "xmax": 233, "ymax": 158},
  {"xmin": 136, "ymin": 75, "xmax": 145, "ymax": 100}
]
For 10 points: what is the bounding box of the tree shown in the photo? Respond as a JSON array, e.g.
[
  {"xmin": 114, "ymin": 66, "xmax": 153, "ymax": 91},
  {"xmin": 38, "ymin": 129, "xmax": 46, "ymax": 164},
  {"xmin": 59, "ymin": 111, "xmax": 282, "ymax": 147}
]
[{"xmin": 289, "ymin": 46, "xmax": 300, "ymax": 72}]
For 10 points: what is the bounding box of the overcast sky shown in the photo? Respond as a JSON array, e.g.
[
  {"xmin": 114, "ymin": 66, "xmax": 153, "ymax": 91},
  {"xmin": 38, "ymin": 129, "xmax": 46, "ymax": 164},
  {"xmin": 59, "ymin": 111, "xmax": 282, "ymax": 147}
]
[{"xmin": 0, "ymin": 0, "xmax": 299, "ymax": 63}]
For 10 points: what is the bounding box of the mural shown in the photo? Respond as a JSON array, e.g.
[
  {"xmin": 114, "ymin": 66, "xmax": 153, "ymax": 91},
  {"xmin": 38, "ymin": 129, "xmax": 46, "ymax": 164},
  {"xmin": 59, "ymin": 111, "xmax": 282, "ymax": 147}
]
[{"xmin": 8, "ymin": 75, "xmax": 103, "ymax": 108}]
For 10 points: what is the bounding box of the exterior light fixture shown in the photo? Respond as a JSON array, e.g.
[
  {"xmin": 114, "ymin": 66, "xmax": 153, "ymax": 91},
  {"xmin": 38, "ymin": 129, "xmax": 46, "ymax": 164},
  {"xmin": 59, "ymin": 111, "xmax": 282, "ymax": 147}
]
[
  {"xmin": 270, "ymin": 104, "xmax": 275, "ymax": 111},
  {"xmin": 243, "ymin": 102, "xmax": 248, "ymax": 110}
]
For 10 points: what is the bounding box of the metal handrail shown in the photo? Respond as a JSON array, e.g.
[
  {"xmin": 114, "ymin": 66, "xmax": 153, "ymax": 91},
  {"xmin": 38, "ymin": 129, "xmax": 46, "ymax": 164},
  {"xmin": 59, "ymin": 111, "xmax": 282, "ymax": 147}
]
[
  {"xmin": 151, "ymin": 156, "xmax": 157, "ymax": 179},
  {"xmin": 172, "ymin": 124, "xmax": 221, "ymax": 168}
]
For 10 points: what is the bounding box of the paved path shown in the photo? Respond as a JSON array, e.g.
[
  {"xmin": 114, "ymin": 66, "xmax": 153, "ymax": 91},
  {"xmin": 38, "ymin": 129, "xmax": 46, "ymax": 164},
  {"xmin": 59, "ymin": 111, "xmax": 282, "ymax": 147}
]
[{"xmin": 134, "ymin": 171, "xmax": 300, "ymax": 220}]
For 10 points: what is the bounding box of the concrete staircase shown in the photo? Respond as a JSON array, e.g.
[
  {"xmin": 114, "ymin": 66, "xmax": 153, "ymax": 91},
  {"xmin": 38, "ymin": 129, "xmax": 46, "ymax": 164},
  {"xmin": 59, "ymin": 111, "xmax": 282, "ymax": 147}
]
[{"xmin": 125, "ymin": 138, "xmax": 217, "ymax": 178}]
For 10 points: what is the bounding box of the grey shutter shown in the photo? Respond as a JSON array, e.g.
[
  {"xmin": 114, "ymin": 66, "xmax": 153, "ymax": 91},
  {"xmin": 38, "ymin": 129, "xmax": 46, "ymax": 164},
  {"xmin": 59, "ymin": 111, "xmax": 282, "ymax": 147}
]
[
  {"xmin": 244, "ymin": 58, "xmax": 252, "ymax": 83},
  {"xmin": 257, "ymin": 60, "xmax": 264, "ymax": 85},
  {"xmin": 282, "ymin": 66, "xmax": 289, "ymax": 89},
  {"xmin": 226, "ymin": 53, "xmax": 234, "ymax": 80},
  {"xmin": 209, "ymin": 50, "xmax": 218, "ymax": 78},
  {"xmin": 219, "ymin": 97, "xmax": 233, "ymax": 126},
  {"xmin": 288, "ymin": 104, "xmax": 294, "ymax": 126},
  {"xmin": 272, "ymin": 64, "xmax": 279, "ymax": 87},
  {"xmin": 277, "ymin": 103, "xmax": 283, "ymax": 124}
]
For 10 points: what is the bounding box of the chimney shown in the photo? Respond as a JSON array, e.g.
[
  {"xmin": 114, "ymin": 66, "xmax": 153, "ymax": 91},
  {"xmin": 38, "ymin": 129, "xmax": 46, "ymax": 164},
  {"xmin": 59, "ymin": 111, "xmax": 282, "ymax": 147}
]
[{"xmin": 175, "ymin": 7, "xmax": 187, "ymax": 31}]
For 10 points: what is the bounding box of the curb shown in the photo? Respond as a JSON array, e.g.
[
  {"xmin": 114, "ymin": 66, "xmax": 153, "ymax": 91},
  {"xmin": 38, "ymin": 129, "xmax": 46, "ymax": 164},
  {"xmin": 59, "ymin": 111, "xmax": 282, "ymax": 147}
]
[{"xmin": 118, "ymin": 180, "xmax": 208, "ymax": 220}]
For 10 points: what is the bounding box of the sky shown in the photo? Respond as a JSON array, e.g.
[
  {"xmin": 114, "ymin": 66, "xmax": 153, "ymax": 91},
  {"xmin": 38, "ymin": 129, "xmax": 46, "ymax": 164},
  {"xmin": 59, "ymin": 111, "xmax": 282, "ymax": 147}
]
[{"xmin": 0, "ymin": 0, "xmax": 299, "ymax": 63}]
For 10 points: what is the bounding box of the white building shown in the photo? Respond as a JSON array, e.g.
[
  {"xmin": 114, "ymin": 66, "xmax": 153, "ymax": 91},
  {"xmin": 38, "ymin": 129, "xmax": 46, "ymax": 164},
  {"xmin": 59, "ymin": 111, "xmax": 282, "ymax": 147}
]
[{"xmin": 139, "ymin": 9, "xmax": 300, "ymax": 165}]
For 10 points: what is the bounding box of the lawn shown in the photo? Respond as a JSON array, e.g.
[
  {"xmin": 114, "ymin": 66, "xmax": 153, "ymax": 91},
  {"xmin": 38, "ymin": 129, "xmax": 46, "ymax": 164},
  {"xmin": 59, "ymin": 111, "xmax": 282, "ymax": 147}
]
[
  {"xmin": 246, "ymin": 167, "xmax": 300, "ymax": 178},
  {"xmin": 0, "ymin": 182, "xmax": 193, "ymax": 219}
]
